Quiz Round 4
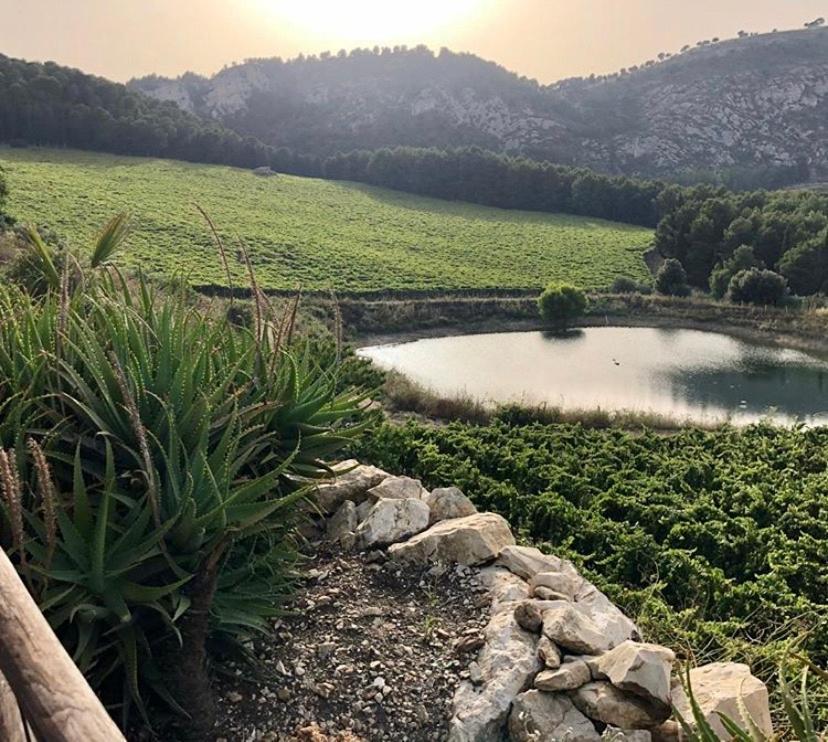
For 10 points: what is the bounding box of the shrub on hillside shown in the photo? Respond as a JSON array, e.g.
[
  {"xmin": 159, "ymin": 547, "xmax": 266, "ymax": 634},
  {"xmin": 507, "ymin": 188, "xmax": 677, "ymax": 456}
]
[
  {"xmin": 0, "ymin": 218, "xmax": 365, "ymax": 735},
  {"xmin": 655, "ymin": 258, "xmax": 691, "ymax": 297},
  {"xmin": 728, "ymin": 268, "xmax": 788, "ymax": 306},
  {"xmin": 538, "ymin": 283, "xmax": 587, "ymax": 328}
]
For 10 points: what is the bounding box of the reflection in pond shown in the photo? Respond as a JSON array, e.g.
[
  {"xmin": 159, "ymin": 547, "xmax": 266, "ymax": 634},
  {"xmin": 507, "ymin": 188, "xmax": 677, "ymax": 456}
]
[{"xmin": 358, "ymin": 327, "xmax": 828, "ymax": 425}]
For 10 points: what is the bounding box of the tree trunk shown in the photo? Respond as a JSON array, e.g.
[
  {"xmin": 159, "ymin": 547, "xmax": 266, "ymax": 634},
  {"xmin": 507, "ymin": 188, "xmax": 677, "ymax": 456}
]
[
  {"xmin": 0, "ymin": 547, "xmax": 125, "ymax": 741},
  {"xmin": 167, "ymin": 555, "xmax": 221, "ymax": 741}
]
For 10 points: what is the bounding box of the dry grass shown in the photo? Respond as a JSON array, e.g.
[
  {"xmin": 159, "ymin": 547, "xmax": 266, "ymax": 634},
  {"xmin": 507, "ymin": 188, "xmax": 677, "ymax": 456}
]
[{"xmin": 382, "ymin": 371, "xmax": 724, "ymax": 432}]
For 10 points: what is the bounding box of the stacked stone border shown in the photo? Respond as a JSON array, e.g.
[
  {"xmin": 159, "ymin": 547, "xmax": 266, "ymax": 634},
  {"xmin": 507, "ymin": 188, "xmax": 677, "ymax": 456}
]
[{"xmin": 312, "ymin": 461, "xmax": 774, "ymax": 742}]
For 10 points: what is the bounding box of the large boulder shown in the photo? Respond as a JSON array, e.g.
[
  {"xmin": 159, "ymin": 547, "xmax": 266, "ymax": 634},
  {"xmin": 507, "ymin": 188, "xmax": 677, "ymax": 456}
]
[
  {"xmin": 574, "ymin": 582, "xmax": 639, "ymax": 649},
  {"xmin": 508, "ymin": 690, "xmax": 600, "ymax": 742},
  {"xmin": 670, "ymin": 663, "xmax": 773, "ymax": 739},
  {"xmin": 426, "ymin": 487, "xmax": 477, "ymax": 524},
  {"xmin": 389, "ymin": 513, "xmax": 515, "ymax": 567},
  {"xmin": 541, "ymin": 602, "xmax": 611, "ymax": 656},
  {"xmin": 365, "ymin": 475, "xmax": 428, "ymax": 502},
  {"xmin": 448, "ymin": 609, "xmax": 541, "ymax": 741},
  {"xmin": 313, "ymin": 461, "xmax": 388, "ymax": 513},
  {"xmin": 571, "ymin": 682, "xmax": 670, "ymax": 729},
  {"xmin": 355, "ymin": 498, "xmax": 430, "ymax": 548},
  {"xmin": 591, "ymin": 642, "xmax": 675, "ymax": 712},
  {"xmin": 496, "ymin": 545, "xmax": 582, "ymax": 583}
]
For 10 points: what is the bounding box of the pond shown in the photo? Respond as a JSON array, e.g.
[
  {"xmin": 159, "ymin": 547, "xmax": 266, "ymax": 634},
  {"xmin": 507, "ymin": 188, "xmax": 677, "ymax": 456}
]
[{"xmin": 358, "ymin": 327, "xmax": 828, "ymax": 425}]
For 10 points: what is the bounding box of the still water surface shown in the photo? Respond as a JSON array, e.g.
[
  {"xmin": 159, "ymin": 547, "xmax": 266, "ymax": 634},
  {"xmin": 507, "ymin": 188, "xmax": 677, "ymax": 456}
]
[{"xmin": 359, "ymin": 327, "xmax": 828, "ymax": 425}]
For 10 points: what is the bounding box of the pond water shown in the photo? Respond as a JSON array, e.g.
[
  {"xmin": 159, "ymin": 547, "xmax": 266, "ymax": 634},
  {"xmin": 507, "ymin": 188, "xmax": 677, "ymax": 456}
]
[{"xmin": 358, "ymin": 327, "xmax": 828, "ymax": 425}]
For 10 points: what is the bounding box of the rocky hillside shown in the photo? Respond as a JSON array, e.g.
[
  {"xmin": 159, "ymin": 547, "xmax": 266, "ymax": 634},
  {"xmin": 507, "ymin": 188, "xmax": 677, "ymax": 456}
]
[{"xmin": 130, "ymin": 28, "xmax": 828, "ymax": 183}]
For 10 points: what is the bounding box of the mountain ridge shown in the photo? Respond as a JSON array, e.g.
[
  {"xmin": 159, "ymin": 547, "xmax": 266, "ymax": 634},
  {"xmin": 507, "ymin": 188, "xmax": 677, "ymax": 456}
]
[{"xmin": 130, "ymin": 28, "xmax": 828, "ymax": 184}]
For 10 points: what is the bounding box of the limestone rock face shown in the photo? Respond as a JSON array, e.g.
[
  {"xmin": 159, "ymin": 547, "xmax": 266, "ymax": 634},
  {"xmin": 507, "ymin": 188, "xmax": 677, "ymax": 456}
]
[
  {"xmin": 571, "ymin": 682, "xmax": 670, "ymax": 730},
  {"xmin": 670, "ymin": 663, "xmax": 773, "ymax": 739},
  {"xmin": 365, "ymin": 475, "xmax": 427, "ymax": 502},
  {"xmin": 314, "ymin": 461, "xmax": 388, "ymax": 513},
  {"xmin": 508, "ymin": 690, "xmax": 600, "ymax": 742},
  {"xmin": 426, "ymin": 486, "xmax": 477, "ymax": 524},
  {"xmin": 355, "ymin": 498, "xmax": 430, "ymax": 548},
  {"xmin": 592, "ymin": 642, "xmax": 675, "ymax": 711},
  {"xmin": 389, "ymin": 513, "xmax": 515, "ymax": 566},
  {"xmin": 603, "ymin": 728, "xmax": 652, "ymax": 742},
  {"xmin": 326, "ymin": 500, "xmax": 357, "ymax": 542},
  {"xmin": 448, "ymin": 609, "xmax": 540, "ymax": 741},
  {"xmin": 535, "ymin": 659, "xmax": 592, "ymax": 692},
  {"xmin": 541, "ymin": 602, "xmax": 611, "ymax": 656}
]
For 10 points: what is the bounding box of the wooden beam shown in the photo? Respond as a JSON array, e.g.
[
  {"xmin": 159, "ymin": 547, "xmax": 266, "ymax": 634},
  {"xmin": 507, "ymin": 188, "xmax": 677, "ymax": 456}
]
[
  {"xmin": 0, "ymin": 671, "xmax": 28, "ymax": 742},
  {"xmin": 0, "ymin": 548, "xmax": 126, "ymax": 741}
]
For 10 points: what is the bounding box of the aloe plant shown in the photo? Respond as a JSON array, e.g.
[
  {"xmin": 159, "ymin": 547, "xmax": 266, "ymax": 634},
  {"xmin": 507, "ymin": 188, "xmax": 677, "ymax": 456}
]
[{"xmin": 0, "ymin": 217, "xmax": 366, "ymax": 734}]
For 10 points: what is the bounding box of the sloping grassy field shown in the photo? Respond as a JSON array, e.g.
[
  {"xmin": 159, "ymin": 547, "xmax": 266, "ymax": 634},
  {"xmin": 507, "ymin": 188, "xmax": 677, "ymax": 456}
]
[{"xmin": 0, "ymin": 148, "xmax": 652, "ymax": 294}]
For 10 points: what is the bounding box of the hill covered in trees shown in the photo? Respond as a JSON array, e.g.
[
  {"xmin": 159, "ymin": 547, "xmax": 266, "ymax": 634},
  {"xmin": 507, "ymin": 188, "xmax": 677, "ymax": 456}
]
[
  {"xmin": 0, "ymin": 53, "xmax": 315, "ymax": 174},
  {"xmin": 131, "ymin": 28, "xmax": 828, "ymax": 187}
]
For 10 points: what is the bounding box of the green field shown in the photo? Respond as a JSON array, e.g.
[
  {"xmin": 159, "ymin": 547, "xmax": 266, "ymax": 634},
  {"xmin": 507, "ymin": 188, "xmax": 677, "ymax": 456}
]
[{"xmin": 0, "ymin": 148, "xmax": 652, "ymax": 294}]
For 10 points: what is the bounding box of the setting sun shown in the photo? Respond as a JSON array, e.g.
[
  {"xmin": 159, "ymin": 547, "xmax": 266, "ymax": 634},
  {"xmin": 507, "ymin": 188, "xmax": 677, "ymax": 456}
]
[{"xmin": 256, "ymin": 0, "xmax": 491, "ymax": 44}]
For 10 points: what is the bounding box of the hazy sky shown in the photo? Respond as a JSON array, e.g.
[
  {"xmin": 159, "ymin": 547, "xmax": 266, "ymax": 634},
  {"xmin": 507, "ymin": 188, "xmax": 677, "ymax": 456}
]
[{"xmin": 2, "ymin": 0, "xmax": 826, "ymax": 83}]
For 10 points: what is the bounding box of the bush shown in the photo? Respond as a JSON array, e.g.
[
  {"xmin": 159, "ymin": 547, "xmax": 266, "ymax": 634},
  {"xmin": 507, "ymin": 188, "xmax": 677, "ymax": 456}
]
[
  {"xmin": 611, "ymin": 276, "xmax": 648, "ymax": 294},
  {"xmin": 709, "ymin": 244, "xmax": 758, "ymax": 299},
  {"xmin": 655, "ymin": 258, "xmax": 691, "ymax": 297},
  {"xmin": 728, "ymin": 268, "xmax": 788, "ymax": 306},
  {"xmin": 538, "ymin": 283, "xmax": 587, "ymax": 328},
  {"xmin": 0, "ymin": 218, "xmax": 365, "ymax": 734}
]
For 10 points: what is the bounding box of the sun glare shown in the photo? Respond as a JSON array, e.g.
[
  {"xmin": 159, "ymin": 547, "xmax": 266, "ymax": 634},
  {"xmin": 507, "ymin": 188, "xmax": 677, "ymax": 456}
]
[{"xmin": 257, "ymin": 0, "xmax": 488, "ymax": 44}]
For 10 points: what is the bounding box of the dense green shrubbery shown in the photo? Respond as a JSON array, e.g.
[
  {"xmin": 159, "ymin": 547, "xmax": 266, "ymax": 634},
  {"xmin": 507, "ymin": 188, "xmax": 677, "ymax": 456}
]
[
  {"xmin": 728, "ymin": 268, "xmax": 788, "ymax": 306},
  {"xmin": 0, "ymin": 220, "xmax": 365, "ymax": 734},
  {"xmin": 538, "ymin": 283, "xmax": 587, "ymax": 328},
  {"xmin": 353, "ymin": 419, "xmax": 827, "ymax": 719},
  {"xmin": 655, "ymin": 258, "xmax": 691, "ymax": 296}
]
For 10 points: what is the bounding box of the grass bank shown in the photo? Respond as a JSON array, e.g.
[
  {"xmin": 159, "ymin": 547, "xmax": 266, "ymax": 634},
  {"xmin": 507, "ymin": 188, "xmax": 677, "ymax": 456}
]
[{"xmin": 345, "ymin": 292, "xmax": 828, "ymax": 355}]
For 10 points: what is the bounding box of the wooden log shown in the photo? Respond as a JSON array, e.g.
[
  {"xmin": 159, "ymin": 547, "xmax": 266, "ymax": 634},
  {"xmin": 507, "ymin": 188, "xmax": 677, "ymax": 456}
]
[
  {"xmin": 0, "ymin": 670, "xmax": 28, "ymax": 742},
  {"xmin": 0, "ymin": 548, "xmax": 126, "ymax": 741}
]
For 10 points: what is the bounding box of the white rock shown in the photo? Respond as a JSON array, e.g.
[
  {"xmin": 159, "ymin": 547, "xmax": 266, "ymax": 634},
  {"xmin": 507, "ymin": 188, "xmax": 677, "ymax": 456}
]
[
  {"xmin": 426, "ymin": 486, "xmax": 477, "ymax": 524},
  {"xmin": 535, "ymin": 659, "xmax": 591, "ymax": 691},
  {"xmin": 496, "ymin": 545, "xmax": 582, "ymax": 583},
  {"xmin": 541, "ymin": 602, "xmax": 611, "ymax": 656},
  {"xmin": 355, "ymin": 498, "xmax": 430, "ymax": 548},
  {"xmin": 530, "ymin": 570, "xmax": 581, "ymax": 600},
  {"xmin": 477, "ymin": 566, "xmax": 530, "ymax": 614},
  {"xmin": 508, "ymin": 690, "xmax": 600, "ymax": 742},
  {"xmin": 537, "ymin": 636, "xmax": 562, "ymax": 669},
  {"xmin": 314, "ymin": 461, "xmax": 389, "ymax": 513},
  {"xmin": 571, "ymin": 682, "xmax": 669, "ymax": 729},
  {"xmin": 591, "ymin": 641, "xmax": 675, "ymax": 711},
  {"xmin": 670, "ymin": 663, "xmax": 773, "ymax": 739},
  {"xmin": 365, "ymin": 476, "xmax": 427, "ymax": 502},
  {"xmin": 448, "ymin": 610, "xmax": 540, "ymax": 741},
  {"xmin": 389, "ymin": 513, "xmax": 515, "ymax": 567},
  {"xmin": 326, "ymin": 500, "xmax": 358, "ymax": 541},
  {"xmin": 574, "ymin": 582, "xmax": 640, "ymax": 649}
]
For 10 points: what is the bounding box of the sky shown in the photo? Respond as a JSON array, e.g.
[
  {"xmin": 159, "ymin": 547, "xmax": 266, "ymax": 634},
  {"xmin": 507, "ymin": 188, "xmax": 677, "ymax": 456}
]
[{"xmin": 1, "ymin": 0, "xmax": 826, "ymax": 84}]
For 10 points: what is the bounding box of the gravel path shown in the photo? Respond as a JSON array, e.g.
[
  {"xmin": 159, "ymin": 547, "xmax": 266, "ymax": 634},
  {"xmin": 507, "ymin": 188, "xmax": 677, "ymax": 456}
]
[{"xmin": 213, "ymin": 548, "xmax": 490, "ymax": 741}]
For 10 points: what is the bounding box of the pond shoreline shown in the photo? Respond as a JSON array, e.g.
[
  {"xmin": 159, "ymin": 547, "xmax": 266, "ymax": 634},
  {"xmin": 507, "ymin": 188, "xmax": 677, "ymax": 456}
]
[{"xmin": 351, "ymin": 297, "xmax": 828, "ymax": 358}]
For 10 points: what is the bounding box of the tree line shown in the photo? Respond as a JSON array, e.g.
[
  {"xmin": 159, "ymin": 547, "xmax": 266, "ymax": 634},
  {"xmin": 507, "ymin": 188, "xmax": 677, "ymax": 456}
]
[{"xmin": 3, "ymin": 53, "xmax": 828, "ymax": 297}]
